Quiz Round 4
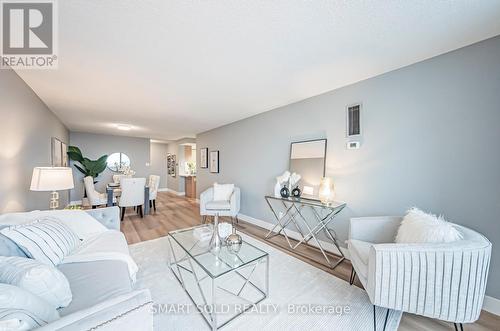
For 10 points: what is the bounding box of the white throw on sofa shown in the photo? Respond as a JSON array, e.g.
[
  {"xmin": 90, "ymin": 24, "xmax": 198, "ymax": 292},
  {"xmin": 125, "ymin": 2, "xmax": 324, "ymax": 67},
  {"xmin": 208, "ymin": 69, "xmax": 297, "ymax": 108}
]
[
  {"xmin": 348, "ymin": 216, "xmax": 491, "ymax": 327},
  {"xmin": 0, "ymin": 207, "xmax": 153, "ymax": 330}
]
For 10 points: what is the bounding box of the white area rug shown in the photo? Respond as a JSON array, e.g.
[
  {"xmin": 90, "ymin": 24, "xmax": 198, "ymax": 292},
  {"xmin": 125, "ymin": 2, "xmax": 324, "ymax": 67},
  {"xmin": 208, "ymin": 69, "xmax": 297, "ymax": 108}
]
[{"xmin": 129, "ymin": 234, "xmax": 402, "ymax": 331}]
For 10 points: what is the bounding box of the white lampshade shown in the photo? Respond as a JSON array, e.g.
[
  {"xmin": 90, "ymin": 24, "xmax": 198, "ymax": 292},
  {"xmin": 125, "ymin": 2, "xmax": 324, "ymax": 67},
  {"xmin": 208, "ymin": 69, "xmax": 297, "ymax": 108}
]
[{"xmin": 30, "ymin": 167, "xmax": 74, "ymax": 191}]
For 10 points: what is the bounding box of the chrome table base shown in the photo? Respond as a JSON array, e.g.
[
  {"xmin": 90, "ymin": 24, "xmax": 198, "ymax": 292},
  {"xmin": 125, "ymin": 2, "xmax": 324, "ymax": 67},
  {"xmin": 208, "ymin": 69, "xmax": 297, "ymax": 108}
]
[{"xmin": 264, "ymin": 195, "xmax": 346, "ymax": 269}]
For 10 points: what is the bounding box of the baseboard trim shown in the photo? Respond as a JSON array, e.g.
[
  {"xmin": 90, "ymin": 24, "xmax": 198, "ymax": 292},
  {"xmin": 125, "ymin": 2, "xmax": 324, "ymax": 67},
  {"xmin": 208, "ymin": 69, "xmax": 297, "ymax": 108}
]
[
  {"xmin": 483, "ymin": 296, "xmax": 500, "ymax": 316},
  {"xmin": 238, "ymin": 213, "xmax": 350, "ymax": 259},
  {"xmin": 158, "ymin": 188, "xmax": 168, "ymax": 192}
]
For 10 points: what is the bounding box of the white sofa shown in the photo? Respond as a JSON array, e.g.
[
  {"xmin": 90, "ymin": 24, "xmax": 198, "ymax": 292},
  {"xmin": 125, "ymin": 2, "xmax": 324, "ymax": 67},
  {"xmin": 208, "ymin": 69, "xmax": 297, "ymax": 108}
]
[
  {"xmin": 0, "ymin": 207, "xmax": 153, "ymax": 330},
  {"xmin": 348, "ymin": 216, "xmax": 491, "ymax": 327}
]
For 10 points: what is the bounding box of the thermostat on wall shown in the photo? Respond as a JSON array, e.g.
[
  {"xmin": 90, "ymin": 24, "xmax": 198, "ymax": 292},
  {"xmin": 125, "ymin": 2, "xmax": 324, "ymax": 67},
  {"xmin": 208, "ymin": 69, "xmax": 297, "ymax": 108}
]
[{"xmin": 347, "ymin": 141, "xmax": 360, "ymax": 149}]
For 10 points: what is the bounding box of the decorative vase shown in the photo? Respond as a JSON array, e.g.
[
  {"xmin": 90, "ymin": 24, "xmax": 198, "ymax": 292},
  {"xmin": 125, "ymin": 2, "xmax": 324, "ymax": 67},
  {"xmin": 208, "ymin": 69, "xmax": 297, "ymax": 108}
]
[
  {"xmin": 225, "ymin": 227, "xmax": 242, "ymax": 254},
  {"xmin": 274, "ymin": 180, "xmax": 282, "ymax": 198},
  {"xmin": 291, "ymin": 186, "xmax": 301, "ymax": 198},
  {"xmin": 209, "ymin": 215, "xmax": 223, "ymax": 252},
  {"xmin": 280, "ymin": 185, "xmax": 290, "ymax": 198}
]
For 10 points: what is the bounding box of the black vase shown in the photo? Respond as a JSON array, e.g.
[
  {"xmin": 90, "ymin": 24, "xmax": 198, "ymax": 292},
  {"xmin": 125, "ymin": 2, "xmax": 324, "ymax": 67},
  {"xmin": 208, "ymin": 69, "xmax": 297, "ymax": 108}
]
[
  {"xmin": 280, "ymin": 185, "xmax": 290, "ymax": 198},
  {"xmin": 291, "ymin": 186, "xmax": 301, "ymax": 198}
]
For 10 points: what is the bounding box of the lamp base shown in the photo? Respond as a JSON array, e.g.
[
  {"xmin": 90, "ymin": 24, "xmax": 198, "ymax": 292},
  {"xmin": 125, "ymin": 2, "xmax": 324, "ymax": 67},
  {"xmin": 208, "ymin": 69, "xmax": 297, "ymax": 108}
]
[{"xmin": 50, "ymin": 191, "xmax": 59, "ymax": 210}]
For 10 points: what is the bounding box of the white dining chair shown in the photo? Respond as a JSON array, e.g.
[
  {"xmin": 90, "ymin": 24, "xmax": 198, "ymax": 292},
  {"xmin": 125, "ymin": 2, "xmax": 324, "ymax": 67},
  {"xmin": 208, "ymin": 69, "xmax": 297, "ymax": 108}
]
[
  {"xmin": 83, "ymin": 176, "xmax": 108, "ymax": 208},
  {"xmin": 148, "ymin": 175, "xmax": 161, "ymax": 212},
  {"xmin": 118, "ymin": 177, "xmax": 146, "ymax": 221}
]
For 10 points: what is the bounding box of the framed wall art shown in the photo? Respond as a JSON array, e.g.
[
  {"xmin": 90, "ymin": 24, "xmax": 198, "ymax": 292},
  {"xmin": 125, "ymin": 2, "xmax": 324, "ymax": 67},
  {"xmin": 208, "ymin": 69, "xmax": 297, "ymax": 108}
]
[
  {"xmin": 167, "ymin": 153, "xmax": 176, "ymax": 177},
  {"xmin": 200, "ymin": 148, "xmax": 208, "ymax": 168},
  {"xmin": 209, "ymin": 150, "xmax": 219, "ymax": 173}
]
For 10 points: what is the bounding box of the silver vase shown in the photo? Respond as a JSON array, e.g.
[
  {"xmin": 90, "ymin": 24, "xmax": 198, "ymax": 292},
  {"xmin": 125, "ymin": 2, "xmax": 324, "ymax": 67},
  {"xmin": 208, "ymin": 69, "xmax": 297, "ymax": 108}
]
[{"xmin": 209, "ymin": 215, "xmax": 223, "ymax": 252}]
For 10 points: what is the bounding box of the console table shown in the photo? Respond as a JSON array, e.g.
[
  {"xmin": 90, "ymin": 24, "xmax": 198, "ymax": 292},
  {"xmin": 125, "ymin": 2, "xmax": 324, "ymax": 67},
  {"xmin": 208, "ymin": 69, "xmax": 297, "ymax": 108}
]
[{"xmin": 264, "ymin": 195, "xmax": 346, "ymax": 269}]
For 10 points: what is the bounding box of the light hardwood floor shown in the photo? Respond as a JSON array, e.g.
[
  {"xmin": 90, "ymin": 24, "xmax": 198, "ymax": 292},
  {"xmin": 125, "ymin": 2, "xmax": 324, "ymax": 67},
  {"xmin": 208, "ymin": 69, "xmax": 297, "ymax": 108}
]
[{"xmin": 120, "ymin": 192, "xmax": 499, "ymax": 331}]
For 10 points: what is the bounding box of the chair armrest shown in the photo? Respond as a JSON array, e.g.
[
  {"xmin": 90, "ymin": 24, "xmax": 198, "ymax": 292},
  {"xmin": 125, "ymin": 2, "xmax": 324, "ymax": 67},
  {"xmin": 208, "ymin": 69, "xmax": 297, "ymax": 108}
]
[
  {"xmin": 199, "ymin": 188, "xmax": 214, "ymax": 215},
  {"xmin": 349, "ymin": 216, "xmax": 402, "ymax": 244},
  {"xmin": 85, "ymin": 207, "xmax": 120, "ymax": 231},
  {"xmin": 366, "ymin": 240, "xmax": 491, "ymax": 323},
  {"xmin": 37, "ymin": 289, "xmax": 152, "ymax": 331},
  {"xmin": 229, "ymin": 187, "xmax": 241, "ymax": 216}
]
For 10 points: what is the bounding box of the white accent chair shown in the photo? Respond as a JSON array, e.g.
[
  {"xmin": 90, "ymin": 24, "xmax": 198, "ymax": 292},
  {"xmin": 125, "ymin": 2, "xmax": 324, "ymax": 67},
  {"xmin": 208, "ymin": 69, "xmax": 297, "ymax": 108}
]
[
  {"xmin": 83, "ymin": 176, "xmax": 108, "ymax": 208},
  {"xmin": 118, "ymin": 178, "xmax": 146, "ymax": 221},
  {"xmin": 148, "ymin": 175, "xmax": 160, "ymax": 212},
  {"xmin": 200, "ymin": 186, "xmax": 240, "ymax": 224},
  {"xmin": 348, "ymin": 216, "xmax": 491, "ymax": 330}
]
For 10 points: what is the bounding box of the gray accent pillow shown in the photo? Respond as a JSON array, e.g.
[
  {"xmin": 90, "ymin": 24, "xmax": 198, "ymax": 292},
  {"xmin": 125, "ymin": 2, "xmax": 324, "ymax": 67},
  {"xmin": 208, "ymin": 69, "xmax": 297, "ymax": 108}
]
[{"xmin": 0, "ymin": 226, "xmax": 27, "ymax": 257}]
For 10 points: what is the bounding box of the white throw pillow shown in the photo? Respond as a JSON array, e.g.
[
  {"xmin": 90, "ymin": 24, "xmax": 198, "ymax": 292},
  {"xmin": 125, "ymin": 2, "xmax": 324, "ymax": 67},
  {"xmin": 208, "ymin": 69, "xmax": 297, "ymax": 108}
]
[
  {"xmin": 213, "ymin": 183, "xmax": 234, "ymax": 201},
  {"xmin": 0, "ymin": 210, "xmax": 107, "ymax": 241},
  {"xmin": 395, "ymin": 207, "xmax": 463, "ymax": 243},
  {"xmin": 0, "ymin": 284, "xmax": 60, "ymax": 330},
  {"xmin": 0, "ymin": 217, "xmax": 80, "ymax": 266},
  {"xmin": 0, "ymin": 256, "xmax": 72, "ymax": 309}
]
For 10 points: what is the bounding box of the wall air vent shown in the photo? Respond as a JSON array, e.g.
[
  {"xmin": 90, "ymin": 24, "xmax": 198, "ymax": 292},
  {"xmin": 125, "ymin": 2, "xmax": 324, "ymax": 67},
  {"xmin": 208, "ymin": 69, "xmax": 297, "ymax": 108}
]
[{"xmin": 346, "ymin": 103, "xmax": 361, "ymax": 137}]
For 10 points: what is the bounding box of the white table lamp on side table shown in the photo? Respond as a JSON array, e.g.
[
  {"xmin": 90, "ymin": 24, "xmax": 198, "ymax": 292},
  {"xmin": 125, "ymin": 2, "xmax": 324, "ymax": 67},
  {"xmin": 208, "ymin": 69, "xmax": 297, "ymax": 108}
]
[{"xmin": 30, "ymin": 167, "xmax": 74, "ymax": 210}]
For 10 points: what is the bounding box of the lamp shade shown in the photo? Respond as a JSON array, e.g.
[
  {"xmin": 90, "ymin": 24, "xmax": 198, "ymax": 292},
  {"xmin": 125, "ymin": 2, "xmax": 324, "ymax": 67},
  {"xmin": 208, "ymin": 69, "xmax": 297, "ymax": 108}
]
[{"xmin": 30, "ymin": 167, "xmax": 74, "ymax": 191}]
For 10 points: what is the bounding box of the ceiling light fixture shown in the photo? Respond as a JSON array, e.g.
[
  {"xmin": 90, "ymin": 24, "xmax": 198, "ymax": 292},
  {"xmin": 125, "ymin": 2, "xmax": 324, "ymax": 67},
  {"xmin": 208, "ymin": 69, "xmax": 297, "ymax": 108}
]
[{"xmin": 116, "ymin": 124, "xmax": 132, "ymax": 131}]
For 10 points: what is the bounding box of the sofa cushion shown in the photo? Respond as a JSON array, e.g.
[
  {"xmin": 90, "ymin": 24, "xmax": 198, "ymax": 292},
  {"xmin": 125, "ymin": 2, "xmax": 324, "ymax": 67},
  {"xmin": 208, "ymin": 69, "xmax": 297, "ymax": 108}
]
[
  {"xmin": 57, "ymin": 260, "xmax": 132, "ymax": 316},
  {"xmin": 0, "ymin": 256, "xmax": 72, "ymax": 309},
  {"xmin": 0, "ymin": 217, "xmax": 80, "ymax": 266},
  {"xmin": 0, "ymin": 210, "xmax": 108, "ymax": 241},
  {"xmin": 348, "ymin": 239, "xmax": 372, "ymax": 281},
  {"xmin": 0, "ymin": 226, "xmax": 27, "ymax": 257},
  {"xmin": 0, "ymin": 283, "xmax": 60, "ymax": 329},
  {"xmin": 62, "ymin": 230, "xmax": 138, "ymax": 282},
  {"xmin": 205, "ymin": 200, "xmax": 231, "ymax": 210}
]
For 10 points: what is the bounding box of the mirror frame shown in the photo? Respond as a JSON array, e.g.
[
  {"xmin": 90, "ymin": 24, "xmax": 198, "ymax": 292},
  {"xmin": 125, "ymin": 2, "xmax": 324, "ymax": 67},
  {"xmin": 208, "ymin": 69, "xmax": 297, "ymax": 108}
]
[{"xmin": 289, "ymin": 138, "xmax": 327, "ymax": 177}]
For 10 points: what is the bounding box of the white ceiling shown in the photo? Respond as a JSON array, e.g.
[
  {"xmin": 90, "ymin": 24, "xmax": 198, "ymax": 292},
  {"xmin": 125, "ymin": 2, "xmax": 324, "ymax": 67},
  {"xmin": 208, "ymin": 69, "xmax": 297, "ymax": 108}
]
[{"xmin": 15, "ymin": 0, "xmax": 500, "ymax": 140}]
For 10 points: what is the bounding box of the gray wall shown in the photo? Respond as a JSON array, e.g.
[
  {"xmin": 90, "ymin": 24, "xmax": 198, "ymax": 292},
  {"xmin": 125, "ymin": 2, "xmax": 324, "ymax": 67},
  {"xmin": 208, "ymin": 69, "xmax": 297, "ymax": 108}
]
[
  {"xmin": 0, "ymin": 68, "xmax": 69, "ymax": 212},
  {"xmin": 197, "ymin": 36, "xmax": 500, "ymax": 298},
  {"xmin": 150, "ymin": 142, "xmax": 168, "ymax": 189},
  {"xmin": 69, "ymin": 132, "xmax": 151, "ymax": 201}
]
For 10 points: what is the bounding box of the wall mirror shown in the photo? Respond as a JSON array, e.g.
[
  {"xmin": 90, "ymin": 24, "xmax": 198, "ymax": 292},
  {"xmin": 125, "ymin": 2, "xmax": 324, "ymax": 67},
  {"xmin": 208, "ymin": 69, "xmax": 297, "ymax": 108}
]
[
  {"xmin": 289, "ymin": 139, "xmax": 326, "ymax": 198},
  {"xmin": 106, "ymin": 152, "xmax": 131, "ymax": 172}
]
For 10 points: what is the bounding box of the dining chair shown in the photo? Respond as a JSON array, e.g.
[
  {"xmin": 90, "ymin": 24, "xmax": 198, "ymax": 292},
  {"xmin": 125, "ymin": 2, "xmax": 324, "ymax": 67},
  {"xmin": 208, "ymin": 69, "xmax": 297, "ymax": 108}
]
[
  {"xmin": 83, "ymin": 176, "xmax": 108, "ymax": 208},
  {"xmin": 148, "ymin": 175, "xmax": 161, "ymax": 212},
  {"xmin": 118, "ymin": 177, "xmax": 146, "ymax": 221}
]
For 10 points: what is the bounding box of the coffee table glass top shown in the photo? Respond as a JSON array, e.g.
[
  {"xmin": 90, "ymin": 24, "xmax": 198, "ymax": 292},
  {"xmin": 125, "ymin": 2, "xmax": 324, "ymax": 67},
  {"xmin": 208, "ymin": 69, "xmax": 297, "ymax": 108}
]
[{"xmin": 169, "ymin": 225, "xmax": 268, "ymax": 278}]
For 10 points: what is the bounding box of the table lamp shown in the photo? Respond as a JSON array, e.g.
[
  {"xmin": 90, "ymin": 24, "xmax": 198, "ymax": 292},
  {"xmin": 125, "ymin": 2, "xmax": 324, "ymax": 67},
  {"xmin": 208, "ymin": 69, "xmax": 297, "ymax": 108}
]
[
  {"xmin": 30, "ymin": 167, "xmax": 74, "ymax": 210},
  {"xmin": 318, "ymin": 177, "xmax": 334, "ymax": 204}
]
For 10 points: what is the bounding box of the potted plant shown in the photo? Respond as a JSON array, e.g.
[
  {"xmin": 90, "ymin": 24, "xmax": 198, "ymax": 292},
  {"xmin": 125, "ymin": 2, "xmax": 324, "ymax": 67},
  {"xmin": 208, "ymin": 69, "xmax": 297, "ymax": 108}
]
[{"xmin": 67, "ymin": 146, "xmax": 108, "ymax": 197}]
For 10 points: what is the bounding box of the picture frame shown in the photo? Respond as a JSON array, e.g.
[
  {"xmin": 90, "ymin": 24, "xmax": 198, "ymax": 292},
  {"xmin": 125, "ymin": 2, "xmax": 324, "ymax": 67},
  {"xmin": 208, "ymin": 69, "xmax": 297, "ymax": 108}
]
[
  {"xmin": 61, "ymin": 142, "xmax": 68, "ymax": 167},
  {"xmin": 167, "ymin": 153, "xmax": 176, "ymax": 177},
  {"xmin": 200, "ymin": 148, "xmax": 208, "ymax": 168},
  {"xmin": 51, "ymin": 137, "xmax": 62, "ymax": 166},
  {"xmin": 209, "ymin": 150, "xmax": 219, "ymax": 173}
]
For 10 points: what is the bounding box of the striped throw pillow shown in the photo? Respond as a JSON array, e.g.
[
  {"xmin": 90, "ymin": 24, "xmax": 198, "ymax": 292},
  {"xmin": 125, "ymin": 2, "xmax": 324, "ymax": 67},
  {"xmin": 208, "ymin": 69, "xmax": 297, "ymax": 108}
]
[{"xmin": 0, "ymin": 217, "xmax": 80, "ymax": 266}]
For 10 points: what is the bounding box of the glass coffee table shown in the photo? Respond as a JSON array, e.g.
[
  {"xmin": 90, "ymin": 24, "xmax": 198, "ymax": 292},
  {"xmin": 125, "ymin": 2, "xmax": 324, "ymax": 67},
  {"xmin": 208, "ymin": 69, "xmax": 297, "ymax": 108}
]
[{"xmin": 168, "ymin": 225, "xmax": 269, "ymax": 330}]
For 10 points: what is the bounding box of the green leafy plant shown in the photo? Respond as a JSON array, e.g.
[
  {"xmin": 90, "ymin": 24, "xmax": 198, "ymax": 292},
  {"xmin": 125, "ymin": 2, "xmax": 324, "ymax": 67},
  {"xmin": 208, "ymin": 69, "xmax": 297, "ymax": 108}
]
[{"xmin": 67, "ymin": 146, "xmax": 108, "ymax": 179}]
